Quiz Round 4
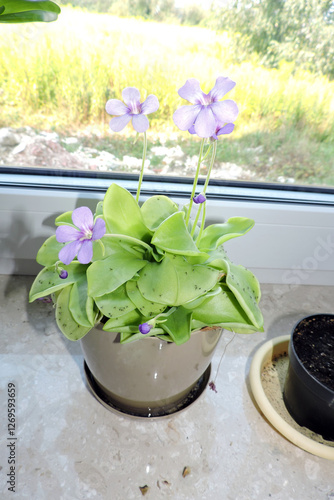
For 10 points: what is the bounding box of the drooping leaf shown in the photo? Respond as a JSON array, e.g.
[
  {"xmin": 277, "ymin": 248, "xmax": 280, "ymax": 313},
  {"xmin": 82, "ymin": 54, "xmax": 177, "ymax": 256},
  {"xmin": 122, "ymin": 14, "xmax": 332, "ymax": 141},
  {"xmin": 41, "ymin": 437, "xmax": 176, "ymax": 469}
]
[
  {"xmin": 198, "ymin": 217, "xmax": 254, "ymax": 251},
  {"xmin": 69, "ymin": 278, "xmax": 94, "ymax": 328},
  {"xmin": 102, "ymin": 309, "xmax": 142, "ymax": 331},
  {"xmin": 87, "ymin": 249, "xmax": 147, "ymax": 297},
  {"xmin": 119, "ymin": 327, "xmax": 165, "ymax": 344},
  {"xmin": 182, "ymin": 285, "xmax": 221, "ymax": 310},
  {"xmin": 126, "ymin": 280, "xmax": 166, "ymax": 317},
  {"xmin": 192, "ymin": 286, "xmax": 260, "ymax": 332},
  {"xmin": 95, "ymin": 284, "xmax": 136, "ymax": 318},
  {"xmin": 220, "ymin": 260, "xmax": 263, "ymax": 330},
  {"xmin": 29, "ymin": 262, "xmax": 88, "ymax": 302},
  {"xmin": 140, "ymin": 195, "xmax": 178, "ymax": 231},
  {"xmin": 160, "ymin": 306, "xmax": 192, "ymax": 345},
  {"xmin": 137, "ymin": 254, "xmax": 220, "ymax": 306},
  {"xmin": 36, "ymin": 235, "xmax": 64, "ymax": 267},
  {"xmin": 152, "ymin": 212, "xmax": 207, "ymax": 257},
  {"xmin": 55, "ymin": 285, "xmax": 91, "ymax": 341},
  {"xmin": 103, "ymin": 184, "xmax": 151, "ymax": 241}
]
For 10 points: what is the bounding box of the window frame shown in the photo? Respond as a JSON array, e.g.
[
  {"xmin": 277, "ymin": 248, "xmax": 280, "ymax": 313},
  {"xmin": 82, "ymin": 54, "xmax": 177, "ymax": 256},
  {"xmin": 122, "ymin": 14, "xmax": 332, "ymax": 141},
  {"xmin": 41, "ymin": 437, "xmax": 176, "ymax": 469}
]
[{"xmin": 1, "ymin": 168, "xmax": 334, "ymax": 287}]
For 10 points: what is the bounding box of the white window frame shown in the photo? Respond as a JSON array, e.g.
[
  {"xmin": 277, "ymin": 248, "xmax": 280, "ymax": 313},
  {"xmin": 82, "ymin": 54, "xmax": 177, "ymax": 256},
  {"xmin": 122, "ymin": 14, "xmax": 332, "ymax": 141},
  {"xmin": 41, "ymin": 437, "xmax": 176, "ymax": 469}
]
[{"xmin": 1, "ymin": 170, "xmax": 334, "ymax": 287}]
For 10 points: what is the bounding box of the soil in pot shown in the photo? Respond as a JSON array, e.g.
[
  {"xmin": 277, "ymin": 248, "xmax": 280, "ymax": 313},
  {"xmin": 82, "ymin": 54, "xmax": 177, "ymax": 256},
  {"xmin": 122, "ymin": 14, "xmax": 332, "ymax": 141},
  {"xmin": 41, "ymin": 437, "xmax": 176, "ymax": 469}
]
[
  {"xmin": 292, "ymin": 315, "xmax": 334, "ymax": 391},
  {"xmin": 283, "ymin": 314, "xmax": 334, "ymax": 441}
]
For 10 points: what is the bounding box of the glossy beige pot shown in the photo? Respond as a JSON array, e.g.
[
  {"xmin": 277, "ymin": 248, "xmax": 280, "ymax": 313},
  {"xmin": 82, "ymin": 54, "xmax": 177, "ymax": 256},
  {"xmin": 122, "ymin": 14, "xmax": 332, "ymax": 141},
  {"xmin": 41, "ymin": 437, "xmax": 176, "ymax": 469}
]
[{"xmin": 81, "ymin": 326, "xmax": 222, "ymax": 417}]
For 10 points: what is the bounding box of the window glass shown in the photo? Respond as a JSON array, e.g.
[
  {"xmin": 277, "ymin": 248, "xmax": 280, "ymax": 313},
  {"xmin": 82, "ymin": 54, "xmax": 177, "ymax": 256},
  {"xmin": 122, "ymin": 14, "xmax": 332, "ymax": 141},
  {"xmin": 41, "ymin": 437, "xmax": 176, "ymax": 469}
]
[{"xmin": 1, "ymin": 0, "xmax": 334, "ymax": 189}]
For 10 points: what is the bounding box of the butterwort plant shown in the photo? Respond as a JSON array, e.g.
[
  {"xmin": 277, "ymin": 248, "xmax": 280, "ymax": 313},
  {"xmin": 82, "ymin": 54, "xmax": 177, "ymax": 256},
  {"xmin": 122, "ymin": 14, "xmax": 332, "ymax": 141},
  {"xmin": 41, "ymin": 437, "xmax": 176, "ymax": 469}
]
[{"xmin": 29, "ymin": 76, "xmax": 264, "ymax": 345}]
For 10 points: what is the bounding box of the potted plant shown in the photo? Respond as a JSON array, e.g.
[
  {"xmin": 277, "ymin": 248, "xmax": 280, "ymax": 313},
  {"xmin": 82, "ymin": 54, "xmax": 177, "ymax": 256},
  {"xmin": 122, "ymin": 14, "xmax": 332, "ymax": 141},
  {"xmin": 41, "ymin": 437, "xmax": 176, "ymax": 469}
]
[
  {"xmin": 29, "ymin": 77, "xmax": 264, "ymax": 417},
  {"xmin": 283, "ymin": 314, "xmax": 334, "ymax": 440}
]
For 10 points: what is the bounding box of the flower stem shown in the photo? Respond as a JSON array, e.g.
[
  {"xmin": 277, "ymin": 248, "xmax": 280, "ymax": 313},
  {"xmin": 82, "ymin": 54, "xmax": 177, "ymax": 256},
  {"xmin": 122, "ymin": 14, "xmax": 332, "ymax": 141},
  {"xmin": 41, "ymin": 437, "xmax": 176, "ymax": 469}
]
[
  {"xmin": 192, "ymin": 140, "xmax": 217, "ymax": 242},
  {"xmin": 185, "ymin": 138, "xmax": 205, "ymax": 226},
  {"xmin": 136, "ymin": 131, "xmax": 147, "ymax": 204},
  {"xmin": 202, "ymin": 139, "xmax": 217, "ymax": 196}
]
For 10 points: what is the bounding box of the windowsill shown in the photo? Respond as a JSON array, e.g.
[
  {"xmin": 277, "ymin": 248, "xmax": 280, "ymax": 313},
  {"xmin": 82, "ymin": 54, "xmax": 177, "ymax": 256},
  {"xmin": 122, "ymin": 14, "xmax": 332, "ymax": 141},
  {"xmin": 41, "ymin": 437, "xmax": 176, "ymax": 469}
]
[{"xmin": 1, "ymin": 274, "xmax": 333, "ymax": 497}]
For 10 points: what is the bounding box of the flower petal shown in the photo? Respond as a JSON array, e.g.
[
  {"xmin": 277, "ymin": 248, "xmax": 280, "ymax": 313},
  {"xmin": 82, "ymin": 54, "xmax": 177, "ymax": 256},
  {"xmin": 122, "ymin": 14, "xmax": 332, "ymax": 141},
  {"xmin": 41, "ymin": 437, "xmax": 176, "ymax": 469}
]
[
  {"xmin": 58, "ymin": 240, "xmax": 81, "ymax": 265},
  {"xmin": 105, "ymin": 99, "xmax": 128, "ymax": 116},
  {"xmin": 132, "ymin": 114, "xmax": 149, "ymax": 133},
  {"xmin": 141, "ymin": 94, "xmax": 159, "ymax": 115},
  {"xmin": 173, "ymin": 104, "xmax": 201, "ymax": 131},
  {"xmin": 109, "ymin": 114, "xmax": 132, "ymax": 132},
  {"xmin": 194, "ymin": 107, "xmax": 217, "ymax": 138},
  {"xmin": 92, "ymin": 217, "xmax": 106, "ymax": 240},
  {"xmin": 72, "ymin": 206, "xmax": 94, "ymax": 232},
  {"xmin": 217, "ymin": 123, "xmax": 235, "ymax": 136},
  {"xmin": 211, "ymin": 100, "xmax": 239, "ymax": 124},
  {"xmin": 178, "ymin": 78, "xmax": 203, "ymax": 104},
  {"xmin": 209, "ymin": 76, "xmax": 236, "ymax": 102},
  {"xmin": 77, "ymin": 239, "xmax": 93, "ymax": 264},
  {"xmin": 56, "ymin": 225, "xmax": 81, "ymax": 243},
  {"xmin": 122, "ymin": 87, "xmax": 141, "ymax": 107}
]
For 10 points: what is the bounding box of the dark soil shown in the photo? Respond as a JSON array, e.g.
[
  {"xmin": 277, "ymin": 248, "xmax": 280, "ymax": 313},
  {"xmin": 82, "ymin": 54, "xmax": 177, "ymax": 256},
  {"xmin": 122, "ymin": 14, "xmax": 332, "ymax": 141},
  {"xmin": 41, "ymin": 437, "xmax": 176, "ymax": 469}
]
[{"xmin": 293, "ymin": 315, "xmax": 334, "ymax": 391}]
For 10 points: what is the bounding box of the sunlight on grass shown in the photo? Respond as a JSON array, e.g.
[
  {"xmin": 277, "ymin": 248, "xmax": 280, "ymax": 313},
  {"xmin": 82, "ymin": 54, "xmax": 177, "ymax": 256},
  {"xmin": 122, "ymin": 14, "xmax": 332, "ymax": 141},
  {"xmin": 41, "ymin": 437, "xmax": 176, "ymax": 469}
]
[{"xmin": 1, "ymin": 6, "xmax": 334, "ymax": 141}]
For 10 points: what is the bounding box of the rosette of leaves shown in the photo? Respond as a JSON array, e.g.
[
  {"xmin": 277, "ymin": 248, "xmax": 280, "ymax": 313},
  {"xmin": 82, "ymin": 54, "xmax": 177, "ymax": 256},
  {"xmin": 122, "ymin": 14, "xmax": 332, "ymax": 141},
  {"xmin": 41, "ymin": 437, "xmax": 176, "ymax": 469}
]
[
  {"xmin": 29, "ymin": 183, "xmax": 264, "ymax": 345},
  {"xmin": 0, "ymin": 0, "xmax": 60, "ymax": 23}
]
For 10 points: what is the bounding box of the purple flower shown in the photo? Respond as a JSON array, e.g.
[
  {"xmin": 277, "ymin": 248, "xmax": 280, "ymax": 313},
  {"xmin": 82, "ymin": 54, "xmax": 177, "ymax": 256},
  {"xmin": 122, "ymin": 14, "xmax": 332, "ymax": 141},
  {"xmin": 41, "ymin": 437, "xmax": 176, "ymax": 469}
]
[
  {"xmin": 56, "ymin": 207, "xmax": 106, "ymax": 265},
  {"xmin": 173, "ymin": 77, "xmax": 239, "ymax": 138},
  {"xmin": 189, "ymin": 121, "xmax": 235, "ymax": 140},
  {"xmin": 193, "ymin": 193, "xmax": 206, "ymax": 204},
  {"xmin": 139, "ymin": 323, "xmax": 152, "ymax": 334},
  {"xmin": 105, "ymin": 87, "xmax": 159, "ymax": 133},
  {"xmin": 59, "ymin": 270, "xmax": 68, "ymax": 279}
]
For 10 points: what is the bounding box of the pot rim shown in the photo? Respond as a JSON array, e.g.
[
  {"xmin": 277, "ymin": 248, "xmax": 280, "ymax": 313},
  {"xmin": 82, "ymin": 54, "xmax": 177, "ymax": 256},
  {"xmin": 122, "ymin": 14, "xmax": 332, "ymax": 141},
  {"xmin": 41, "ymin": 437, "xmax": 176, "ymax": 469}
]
[{"xmin": 249, "ymin": 335, "xmax": 334, "ymax": 460}]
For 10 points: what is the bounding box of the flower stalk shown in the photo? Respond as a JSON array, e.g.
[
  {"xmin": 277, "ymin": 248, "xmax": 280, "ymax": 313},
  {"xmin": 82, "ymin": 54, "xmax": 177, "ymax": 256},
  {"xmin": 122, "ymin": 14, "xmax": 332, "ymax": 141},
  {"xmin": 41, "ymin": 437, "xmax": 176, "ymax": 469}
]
[{"xmin": 136, "ymin": 132, "xmax": 147, "ymax": 203}]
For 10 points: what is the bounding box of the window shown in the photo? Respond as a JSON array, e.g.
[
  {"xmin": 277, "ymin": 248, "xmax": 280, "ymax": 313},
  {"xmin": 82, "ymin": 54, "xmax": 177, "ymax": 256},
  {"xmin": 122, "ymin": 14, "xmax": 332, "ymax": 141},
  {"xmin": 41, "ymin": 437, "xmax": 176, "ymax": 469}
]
[{"xmin": 1, "ymin": 1, "xmax": 334, "ymax": 284}]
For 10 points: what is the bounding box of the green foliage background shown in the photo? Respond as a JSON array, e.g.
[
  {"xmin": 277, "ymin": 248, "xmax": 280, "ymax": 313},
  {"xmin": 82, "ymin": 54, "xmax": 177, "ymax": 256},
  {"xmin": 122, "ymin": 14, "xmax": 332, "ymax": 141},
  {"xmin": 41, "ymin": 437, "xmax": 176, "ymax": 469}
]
[{"xmin": 1, "ymin": 1, "xmax": 334, "ymax": 186}]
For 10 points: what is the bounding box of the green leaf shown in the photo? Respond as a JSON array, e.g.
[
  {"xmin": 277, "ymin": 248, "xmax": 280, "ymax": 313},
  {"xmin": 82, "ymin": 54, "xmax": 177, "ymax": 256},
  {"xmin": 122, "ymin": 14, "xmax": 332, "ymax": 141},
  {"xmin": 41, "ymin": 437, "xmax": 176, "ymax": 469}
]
[
  {"xmin": 126, "ymin": 280, "xmax": 166, "ymax": 317},
  {"xmin": 137, "ymin": 254, "xmax": 220, "ymax": 306},
  {"xmin": 87, "ymin": 249, "xmax": 147, "ymax": 298},
  {"xmin": 86, "ymin": 296, "xmax": 97, "ymax": 326},
  {"xmin": 95, "ymin": 201, "xmax": 103, "ymax": 217},
  {"xmin": 103, "ymin": 184, "xmax": 151, "ymax": 241},
  {"xmin": 55, "ymin": 211, "xmax": 74, "ymax": 226},
  {"xmin": 192, "ymin": 286, "xmax": 259, "ymax": 332},
  {"xmin": 95, "ymin": 284, "xmax": 136, "ymax": 318},
  {"xmin": 55, "ymin": 285, "xmax": 91, "ymax": 341},
  {"xmin": 220, "ymin": 260, "xmax": 263, "ymax": 330},
  {"xmin": 29, "ymin": 262, "xmax": 88, "ymax": 302},
  {"xmin": 140, "ymin": 195, "xmax": 178, "ymax": 231},
  {"xmin": 0, "ymin": 1, "xmax": 60, "ymax": 23},
  {"xmin": 198, "ymin": 217, "xmax": 255, "ymax": 251},
  {"xmin": 152, "ymin": 212, "xmax": 207, "ymax": 257},
  {"xmin": 36, "ymin": 235, "xmax": 64, "ymax": 267},
  {"xmin": 160, "ymin": 307, "xmax": 192, "ymax": 345},
  {"xmin": 182, "ymin": 285, "xmax": 221, "ymax": 310},
  {"xmin": 102, "ymin": 309, "xmax": 142, "ymax": 331},
  {"xmin": 69, "ymin": 279, "xmax": 94, "ymax": 328},
  {"xmin": 119, "ymin": 327, "xmax": 165, "ymax": 344},
  {"xmin": 92, "ymin": 234, "xmax": 148, "ymax": 262}
]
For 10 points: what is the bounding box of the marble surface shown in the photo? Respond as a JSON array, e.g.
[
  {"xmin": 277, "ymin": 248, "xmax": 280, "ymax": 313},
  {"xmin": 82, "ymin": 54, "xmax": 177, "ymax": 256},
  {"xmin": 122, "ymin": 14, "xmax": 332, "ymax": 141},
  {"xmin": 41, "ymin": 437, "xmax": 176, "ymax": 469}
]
[{"xmin": 1, "ymin": 275, "xmax": 334, "ymax": 500}]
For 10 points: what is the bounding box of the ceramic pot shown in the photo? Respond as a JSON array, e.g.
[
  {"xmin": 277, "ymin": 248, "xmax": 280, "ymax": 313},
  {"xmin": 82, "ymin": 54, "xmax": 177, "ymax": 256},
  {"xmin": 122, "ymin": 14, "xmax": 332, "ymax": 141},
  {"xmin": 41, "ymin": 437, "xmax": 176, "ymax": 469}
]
[
  {"xmin": 81, "ymin": 326, "xmax": 222, "ymax": 417},
  {"xmin": 283, "ymin": 314, "xmax": 334, "ymax": 440}
]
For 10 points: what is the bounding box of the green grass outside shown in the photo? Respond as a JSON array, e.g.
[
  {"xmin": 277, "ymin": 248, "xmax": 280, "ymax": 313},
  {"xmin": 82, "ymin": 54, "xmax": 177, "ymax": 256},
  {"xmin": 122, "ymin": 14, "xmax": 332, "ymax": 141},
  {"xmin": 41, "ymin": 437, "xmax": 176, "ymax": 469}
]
[{"xmin": 1, "ymin": 7, "xmax": 334, "ymax": 186}]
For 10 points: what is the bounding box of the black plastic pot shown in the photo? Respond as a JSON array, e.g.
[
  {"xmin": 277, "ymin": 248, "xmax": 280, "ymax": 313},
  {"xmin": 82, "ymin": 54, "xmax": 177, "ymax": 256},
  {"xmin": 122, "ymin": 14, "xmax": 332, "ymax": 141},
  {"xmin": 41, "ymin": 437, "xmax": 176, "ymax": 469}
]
[{"xmin": 283, "ymin": 314, "xmax": 334, "ymax": 441}]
